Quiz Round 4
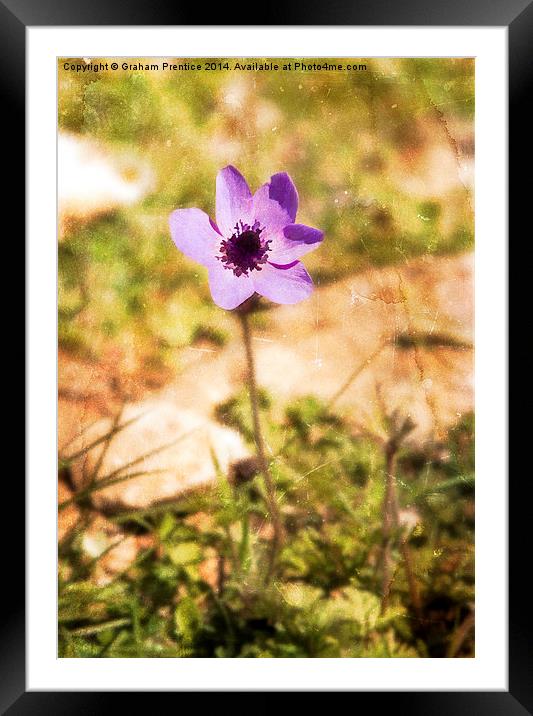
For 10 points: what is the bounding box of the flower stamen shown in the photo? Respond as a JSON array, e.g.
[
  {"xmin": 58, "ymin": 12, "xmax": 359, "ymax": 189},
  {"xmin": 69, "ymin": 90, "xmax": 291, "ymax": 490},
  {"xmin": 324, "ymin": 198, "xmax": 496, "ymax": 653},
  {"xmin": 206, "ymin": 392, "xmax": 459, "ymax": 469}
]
[{"xmin": 217, "ymin": 220, "xmax": 271, "ymax": 277}]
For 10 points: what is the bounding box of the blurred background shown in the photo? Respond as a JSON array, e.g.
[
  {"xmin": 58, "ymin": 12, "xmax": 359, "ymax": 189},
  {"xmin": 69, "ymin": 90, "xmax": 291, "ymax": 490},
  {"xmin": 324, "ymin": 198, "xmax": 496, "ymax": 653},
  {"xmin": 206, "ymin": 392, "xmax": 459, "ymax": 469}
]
[{"xmin": 58, "ymin": 58, "xmax": 475, "ymax": 658}]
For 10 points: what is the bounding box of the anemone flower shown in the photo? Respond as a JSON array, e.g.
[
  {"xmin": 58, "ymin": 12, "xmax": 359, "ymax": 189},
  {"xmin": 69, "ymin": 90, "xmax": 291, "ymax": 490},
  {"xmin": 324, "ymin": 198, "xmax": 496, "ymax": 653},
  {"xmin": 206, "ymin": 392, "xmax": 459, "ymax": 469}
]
[{"xmin": 169, "ymin": 166, "xmax": 323, "ymax": 309}]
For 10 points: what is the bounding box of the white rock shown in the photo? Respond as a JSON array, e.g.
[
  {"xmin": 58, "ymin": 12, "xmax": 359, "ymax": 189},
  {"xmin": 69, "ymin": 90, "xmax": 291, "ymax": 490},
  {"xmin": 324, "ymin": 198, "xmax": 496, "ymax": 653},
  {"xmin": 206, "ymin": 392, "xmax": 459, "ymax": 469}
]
[
  {"xmin": 66, "ymin": 400, "xmax": 251, "ymax": 511},
  {"xmin": 58, "ymin": 132, "xmax": 154, "ymax": 232}
]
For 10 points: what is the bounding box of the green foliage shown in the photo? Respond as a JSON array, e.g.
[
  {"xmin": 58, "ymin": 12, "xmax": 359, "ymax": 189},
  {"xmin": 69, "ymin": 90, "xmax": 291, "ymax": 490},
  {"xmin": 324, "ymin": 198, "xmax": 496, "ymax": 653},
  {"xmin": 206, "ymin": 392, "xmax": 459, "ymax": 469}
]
[
  {"xmin": 58, "ymin": 401, "xmax": 474, "ymax": 658},
  {"xmin": 174, "ymin": 598, "xmax": 202, "ymax": 645},
  {"xmin": 215, "ymin": 388, "xmax": 273, "ymax": 444}
]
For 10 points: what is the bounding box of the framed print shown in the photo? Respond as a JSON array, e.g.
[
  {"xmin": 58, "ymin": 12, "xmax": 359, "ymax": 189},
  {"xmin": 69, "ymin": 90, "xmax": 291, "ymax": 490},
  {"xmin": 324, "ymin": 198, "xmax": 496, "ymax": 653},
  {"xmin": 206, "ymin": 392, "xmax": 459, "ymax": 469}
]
[{"xmin": 11, "ymin": 0, "xmax": 523, "ymax": 710}]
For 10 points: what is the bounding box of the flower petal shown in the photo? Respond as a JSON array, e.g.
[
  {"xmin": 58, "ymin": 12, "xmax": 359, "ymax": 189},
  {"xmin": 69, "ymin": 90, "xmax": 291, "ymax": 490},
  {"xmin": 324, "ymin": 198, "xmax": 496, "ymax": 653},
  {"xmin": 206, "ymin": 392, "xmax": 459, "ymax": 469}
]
[
  {"xmin": 252, "ymin": 261, "xmax": 313, "ymax": 305},
  {"xmin": 216, "ymin": 166, "xmax": 252, "ymax": 237},
  {"xmin": 268, "ymin": 224, "xmax": 324, "ymax": 264},
  {"xmin": 169, "ymin": 208, "xmax": 219, "ymax": 267},
  {"xmin": 252, "ymin": 183, "xmax": 292, "ymax": 239},
  {"xmin": 268, "ymin": 172, "xmax": 298, "ymax": 221},
  {"xmin": 208, "ymin": 263, "xmax": 255, "ymax": 310}
]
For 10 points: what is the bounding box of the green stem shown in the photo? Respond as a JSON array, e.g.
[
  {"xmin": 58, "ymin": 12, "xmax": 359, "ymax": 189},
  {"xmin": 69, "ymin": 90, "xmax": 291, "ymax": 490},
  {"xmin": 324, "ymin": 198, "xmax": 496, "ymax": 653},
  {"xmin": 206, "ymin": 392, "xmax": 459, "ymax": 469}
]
[{"xmin": 238, "ymin": 311, "xmax": 284, "ymax": 582}]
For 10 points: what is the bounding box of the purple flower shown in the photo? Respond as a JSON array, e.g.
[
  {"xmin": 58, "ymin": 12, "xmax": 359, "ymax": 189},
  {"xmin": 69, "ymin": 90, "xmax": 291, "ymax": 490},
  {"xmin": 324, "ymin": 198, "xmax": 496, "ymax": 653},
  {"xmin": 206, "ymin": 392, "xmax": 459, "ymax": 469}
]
[{"xmin": 169, "ymin": 166, "xmax": 324, "ymax": 310}]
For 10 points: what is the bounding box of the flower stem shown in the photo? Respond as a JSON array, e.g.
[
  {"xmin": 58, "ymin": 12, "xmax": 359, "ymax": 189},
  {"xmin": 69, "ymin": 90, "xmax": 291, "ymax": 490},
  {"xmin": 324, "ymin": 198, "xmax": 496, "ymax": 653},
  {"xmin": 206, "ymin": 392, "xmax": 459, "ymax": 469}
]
[{"xmin": 238, "ymin": 311, "xmax": 284, "ymax": 582}]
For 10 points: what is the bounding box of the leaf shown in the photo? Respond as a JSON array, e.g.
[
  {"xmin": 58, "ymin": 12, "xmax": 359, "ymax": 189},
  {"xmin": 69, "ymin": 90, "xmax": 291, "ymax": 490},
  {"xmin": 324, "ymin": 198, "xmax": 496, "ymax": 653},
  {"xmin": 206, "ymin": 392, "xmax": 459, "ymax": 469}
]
[
  {"xmin": 416, "ymin": 474, "xmax": 475, "ymax": 500},
  {"xmin": 319, "ymin": 587, "xmax": 381, "ymax": 634},
  {"xmin": 58, "ymin": 581, "xmax": 131, "ymax": 623},
  {"xmin": 158, "ymin": 513, "xmax": 176, "ymax": 541},
  {"xmin": 358, "ymin": 630, "xmax": 420, "ymax": 658},
  {"xmin": 279, "ymin": 582, "xmax": 323, "ymax": 609},
  {"xmin": 174, "ymin": 597, "xmax": 201, "ymax": 644},
  {"xmin": 167, "ymin": 542, "xmax": 202, "ymax": 566}
]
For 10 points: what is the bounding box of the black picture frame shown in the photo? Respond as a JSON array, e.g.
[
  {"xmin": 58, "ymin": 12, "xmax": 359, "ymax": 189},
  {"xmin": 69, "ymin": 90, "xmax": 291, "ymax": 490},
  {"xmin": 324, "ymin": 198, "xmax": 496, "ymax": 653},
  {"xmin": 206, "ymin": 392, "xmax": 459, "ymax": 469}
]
[{"xmin": 10, "ymin": 0, "xmax": 522, "ymax": 711}]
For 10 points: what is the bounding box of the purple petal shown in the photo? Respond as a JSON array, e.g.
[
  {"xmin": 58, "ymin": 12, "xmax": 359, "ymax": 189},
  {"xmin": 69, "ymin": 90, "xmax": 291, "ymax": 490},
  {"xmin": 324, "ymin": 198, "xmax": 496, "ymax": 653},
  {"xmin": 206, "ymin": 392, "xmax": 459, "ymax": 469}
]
[
  {"xmin": 216, "ymin": 166, "xmax": 252, "ymax": 238},
  {"xmin": 169, "ymin": 208, "xmax": 219, "ymax": 267},
  {"xmin": 208, "ymin": 263, "xmax": 255, "ymax": 310},
  {"xmin": 268, "ymin": 172, "xmax": 298, "ymax": 222},
  {"xmin": 252, "ymin": 183, "xmax": 292, "ymax": 240},
  {"xmin": 252, "ymin": 261, "xmax": 313, "ymax": 305},
  {"xmin": 209, "ymin": 217, "xmax": 222, "ymax": 235},
  {"xmin": 268, "ymin": 224, "xmax": 324, "ymax": 264}
]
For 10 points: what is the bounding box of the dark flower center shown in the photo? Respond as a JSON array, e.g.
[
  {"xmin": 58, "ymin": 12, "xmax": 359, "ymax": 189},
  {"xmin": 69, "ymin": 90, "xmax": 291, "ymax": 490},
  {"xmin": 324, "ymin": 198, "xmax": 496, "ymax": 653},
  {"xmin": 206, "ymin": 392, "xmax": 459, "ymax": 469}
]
[
  {"xmin": 217, "ymin": 220, "xmax": 271, "ymax": 277},
  {"xmin": 237, "ymin": 230, "xmax": 261, "ymax": 254}
]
